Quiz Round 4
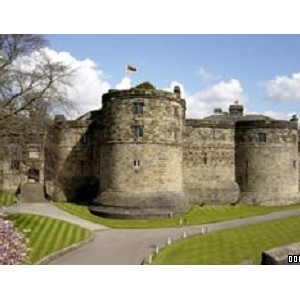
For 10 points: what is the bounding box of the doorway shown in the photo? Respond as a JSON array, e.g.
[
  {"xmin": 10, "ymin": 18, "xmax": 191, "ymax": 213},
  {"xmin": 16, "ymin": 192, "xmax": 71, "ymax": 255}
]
[{"xmin": 28, "ymin": 168, "xmax": 40, "ymax": 183}]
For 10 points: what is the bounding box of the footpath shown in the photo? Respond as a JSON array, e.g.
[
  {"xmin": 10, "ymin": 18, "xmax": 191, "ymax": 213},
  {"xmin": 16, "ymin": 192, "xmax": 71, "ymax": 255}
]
[
  {"xmin": 5, "ymin": 201, "xmax": 300, "ymax": 264},
  {"xmin": 6, "ymin": 203, "xmax": 106, "ymax": 231}
]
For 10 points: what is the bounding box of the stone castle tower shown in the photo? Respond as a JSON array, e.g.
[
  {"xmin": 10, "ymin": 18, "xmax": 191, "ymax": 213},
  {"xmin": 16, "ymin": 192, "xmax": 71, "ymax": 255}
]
[
  {"xmin": 89, "ymin": 87, "xmax": 188, "ymax": 218},
  {"xmin": 2, "ymin": 82, "xmax": 299, "ymax": 218},
  {"xmin": 235, "ymin": 117, "xmax": 299, "ymax": 205}
]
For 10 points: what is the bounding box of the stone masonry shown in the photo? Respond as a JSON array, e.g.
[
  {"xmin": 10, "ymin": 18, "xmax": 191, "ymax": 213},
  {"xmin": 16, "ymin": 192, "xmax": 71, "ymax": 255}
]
[{"xmin": 1, "ymin": 83, "xmax": 300, "ymax": 218}]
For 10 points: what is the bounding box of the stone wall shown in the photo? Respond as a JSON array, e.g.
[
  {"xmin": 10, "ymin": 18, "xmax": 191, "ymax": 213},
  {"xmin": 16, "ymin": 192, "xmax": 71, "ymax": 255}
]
[
  {"xmin": 236, "ymin": 120, "xmax": 300, "ymax": 205},
  {"xmin": 0, "ymin": 159, "xmax": 26, "ymax": 193},
  {"xmin": 91, "ymin": 88, "xmax": 188, "ymax": 218},
  {"xmin": 261, "ymin": 242, "xmax": 300, "ymax": 264},
  {"xmin": 183, "ymin": 120, "xmax": 239, "ymax": 204},
  {"xmin": 48, "ymin": 89, "xmax": 300, "ymax": 217},
  {"xmin": 53, "ymin": 114, "xmax": 99, "ymax": 202}
]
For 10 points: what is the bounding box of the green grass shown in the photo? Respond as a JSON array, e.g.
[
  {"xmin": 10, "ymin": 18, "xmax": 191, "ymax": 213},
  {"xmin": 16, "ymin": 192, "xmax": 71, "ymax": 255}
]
[
  {"xmin": 152, "ymin": 214, "xmax": 300, "ymax": 265},
  {"xmin": 0, "ymin": 192, "xmax": 18, "ymax": 207},
  {"xmin": 55, "ymin": 202, "xmax": 300, "ymax": 229},
  {"xmin": 8, "ymin": 214, "xmax": 91, "ymax": 264}
]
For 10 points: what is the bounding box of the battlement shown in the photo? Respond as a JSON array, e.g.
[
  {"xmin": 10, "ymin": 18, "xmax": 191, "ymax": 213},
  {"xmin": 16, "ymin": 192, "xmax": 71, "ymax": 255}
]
[
  {"xmin": 102, "ymin": 87, "xmax": 186, "ymax": 107},
  {"xmin": 236, "ymin": 119, "xmax": 298, "ymax": 129},
  {"xmin": 185, "ymin": 118, "xmax": 235, "ymax": 129}
]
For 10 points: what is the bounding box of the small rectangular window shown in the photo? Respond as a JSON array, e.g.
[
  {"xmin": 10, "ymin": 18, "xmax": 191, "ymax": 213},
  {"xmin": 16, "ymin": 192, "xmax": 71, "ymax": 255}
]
[
  {"xmin": 133, "ymin": 103, "xmax": 144, "ymax": 115},
  {"xmin": 133, "ymin": 125, "xmax": 143, "ymax": 138},
  {"xmin": 174, "ymin": 106, "xmax": 179, "ymax": 117},
  {"xmin": 29, "ymin": 148, "xmax": 40, "ymax": 158},
  {"xmin": 293, "ymin": 160, "xmax": 297, "ymax": 169},
  {"xmin": 257, "ymin": 133, "xmax": 267, "ymax": 143},
  {"xmin": 11, "ymin": 160, "xmax": 20, "ymax": 170},
  {"xmin": 174, "ymin": 130, "xmax": 178, "ymax": 140},
  {"xmin": 203, "ymin": 154, "xmax": 207, "ymax": 165},
  {"xmin": 80, "ymin": 135, "xmax": 88, "ymax": 144},
  {"xmin": 80, "ymin": 160, "xmax": 84, "ymax": 173},
  {"xmin": 134, "ymin": 160, "xmax": 140, "ymax": 167}
]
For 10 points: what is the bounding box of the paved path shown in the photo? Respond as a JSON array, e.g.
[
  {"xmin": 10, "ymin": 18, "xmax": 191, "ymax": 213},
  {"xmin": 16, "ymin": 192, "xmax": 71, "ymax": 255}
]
[
  {"xmin": 6, "ymin": 203, "xmax": 107, "ymax": 231},
  {"xmin": 48, "ymin": 207, "xmax": 300, "ymax": 265},
  {"xmin": 21, "ymin": 183, "xmax": 46, "ymax": 203}
]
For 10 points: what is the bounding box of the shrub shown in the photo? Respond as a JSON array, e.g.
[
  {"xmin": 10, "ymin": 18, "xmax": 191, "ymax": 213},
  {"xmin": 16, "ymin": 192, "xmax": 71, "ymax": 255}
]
[{"xmin": 135, "ymin": 82, "xmax": 156, "ymax": 90}]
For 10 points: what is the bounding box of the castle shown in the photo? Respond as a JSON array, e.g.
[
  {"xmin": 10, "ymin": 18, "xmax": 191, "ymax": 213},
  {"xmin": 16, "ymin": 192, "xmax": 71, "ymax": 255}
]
[{"xmin": 1, "ymin": 83, "xmax": 300, "ymax": 218}]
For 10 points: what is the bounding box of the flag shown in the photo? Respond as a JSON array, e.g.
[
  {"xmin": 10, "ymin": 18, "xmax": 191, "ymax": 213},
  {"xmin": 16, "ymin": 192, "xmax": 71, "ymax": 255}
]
[{"xmin": 126, "ymin": 64, "xmax": 137, "ymax": 73}]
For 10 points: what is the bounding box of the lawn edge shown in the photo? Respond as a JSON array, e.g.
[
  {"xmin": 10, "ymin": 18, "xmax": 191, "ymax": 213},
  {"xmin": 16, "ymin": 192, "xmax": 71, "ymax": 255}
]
[
  {"xmin": 54, "ymin": 202, "xmax": 300, "ymax": 229},
  {"xmin": 36, "ymin": 230, "xmax": 94, "ymax": 265}
]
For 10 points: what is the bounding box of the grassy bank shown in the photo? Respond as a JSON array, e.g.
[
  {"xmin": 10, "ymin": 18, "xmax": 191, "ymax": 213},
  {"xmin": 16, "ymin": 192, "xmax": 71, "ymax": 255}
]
[
  {"xmin": 0, "ymin": 192, "xmax": 18, "ymax": 207},
  {"xmin": 8, "ymin": 214, "xmax": 91, "ymax": 264},
  {"xmin": 152, "ymin": 214, "xmax": 300, "ymax": 264},
  {"xmin": 55, "ymin": 202, "xmax": 300, "ymax": 229}
]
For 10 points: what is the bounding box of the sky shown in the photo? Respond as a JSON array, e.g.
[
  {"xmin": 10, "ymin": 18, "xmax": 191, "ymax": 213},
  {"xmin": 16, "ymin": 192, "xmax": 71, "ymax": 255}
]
[{"xmin": 43, "ymin": 35, "xmax": 300, "ymax": 120}]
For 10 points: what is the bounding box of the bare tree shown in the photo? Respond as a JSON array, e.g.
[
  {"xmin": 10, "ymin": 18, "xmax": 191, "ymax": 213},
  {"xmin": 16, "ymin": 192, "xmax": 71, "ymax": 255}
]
[
  {"xmin": 0, "ymin": 35, "xmax": 75, "ymax": 192},
  {"xmin": 0, "ymin": 34, "xmax": 73, "ymax": 120}
]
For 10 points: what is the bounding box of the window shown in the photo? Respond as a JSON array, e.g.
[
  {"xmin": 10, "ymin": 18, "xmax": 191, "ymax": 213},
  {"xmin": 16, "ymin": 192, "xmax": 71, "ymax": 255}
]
[
  {"xmin": 174, "ymin": 106, "xmax": 179, "ymax": 117},
  {"xmin": 80, "ymin": 135, "xmax": 87, "ymax": 144},
  {"xmin": 80, "ymin": 160, "xmax": 84, "ymax": 173},
  {"xmin": 133, "ymin": 125, "xmax": 143, "ymax": 138},
  {"xmin": 203, "ymin": 153, "xmax": 207, "ymax": 165},
  {"xmin": 134, "ymin": 159, "xmax": 140, "ymax": 167},
  {"xmin": 133, "ymin": 102, "xmax": 144, "ymax": 115},
  {"xmin": 28, "ymin": 146, "xmax": 40, "ymax": 159},
  {"xmin": 29, "ymin": 150, "xmax": 39, "ymax": 159},
  {"xmin": 257, "ymin": 133, "xmax": 267, "ymax": 143},
  {"xmin": 293, "ymin": 160, "xmax": 297, "ymax": 169},
  {"xmin": 11, "ymin": 160, "xmax": 20, "ymax": 171},
  {"xmin": 173, "ymin": 130, "xmax": 178, "ymax": 140}
]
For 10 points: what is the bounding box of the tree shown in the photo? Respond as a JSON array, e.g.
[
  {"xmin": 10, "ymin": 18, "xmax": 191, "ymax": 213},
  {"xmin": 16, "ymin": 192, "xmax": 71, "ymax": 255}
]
[
  {"xmin": 0, "ymin": 35, "xmax": 75, "ymax": 192},
  {"xmin": 0, "ymin": 34, "xmax": 72, "ymax": 120}
]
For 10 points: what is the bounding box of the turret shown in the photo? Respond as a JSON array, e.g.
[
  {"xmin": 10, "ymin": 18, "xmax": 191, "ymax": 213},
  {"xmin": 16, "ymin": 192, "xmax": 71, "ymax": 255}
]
[
  {"xmin": 229, "ymin": 101, "xmax": 244, "ymax": 117},
  {"xmin": 90, "ymin": 83, "xmax": 188, "ymax": 218}
]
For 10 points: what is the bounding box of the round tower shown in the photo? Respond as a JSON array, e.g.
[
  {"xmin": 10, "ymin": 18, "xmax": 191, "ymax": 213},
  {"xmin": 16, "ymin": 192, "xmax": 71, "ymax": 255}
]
[
  {"xmin": 235, "ymin": 117, "xmax": 300, "ymax": 205},
  {"xmin": 90, "ymin": 85, "xmax": 188, "ymax": 218}
]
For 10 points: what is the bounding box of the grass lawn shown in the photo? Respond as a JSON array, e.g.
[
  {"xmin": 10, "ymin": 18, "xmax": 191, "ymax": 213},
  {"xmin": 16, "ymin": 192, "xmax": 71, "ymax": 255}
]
[
  {"xmin": 0, "ymin": 192, "xmax": 18, "ymax": 207},
  {"xmin": 8, "ymin": 214, "xmax": 91, "ymax": 264},
  {"xmin": 55, "ymin": 202, "xmax": 300, "ymax": 229},
  {"xmin": 152, "ymin": 214, "xmax": 300, "ymax": 265}
]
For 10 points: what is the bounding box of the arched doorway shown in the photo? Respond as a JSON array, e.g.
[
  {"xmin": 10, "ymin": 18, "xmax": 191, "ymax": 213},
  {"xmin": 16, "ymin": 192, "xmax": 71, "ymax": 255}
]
[{"xmin": 28, "ymin": 168, "xmax": 40, "ymax": 183}]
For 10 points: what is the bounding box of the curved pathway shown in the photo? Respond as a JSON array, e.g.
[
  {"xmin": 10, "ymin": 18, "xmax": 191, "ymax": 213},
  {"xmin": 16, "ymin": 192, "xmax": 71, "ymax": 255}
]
[
  {"xmin": 6, "ymin": 202, "xmax": 300, "ymax": 264},
  {"xmin": 48, "ymin": 207, "xmax": 300, "ymax": 265},
  {"xmin": 6, "ymin": 203, "xmax": 107, "ymax": 231}
]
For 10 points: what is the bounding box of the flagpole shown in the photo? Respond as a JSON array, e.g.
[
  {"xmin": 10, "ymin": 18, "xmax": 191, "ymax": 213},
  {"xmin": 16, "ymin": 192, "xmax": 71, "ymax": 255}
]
[{"xmin": 125, "ymin": 64, "xmax": 137, "ymax": 87}]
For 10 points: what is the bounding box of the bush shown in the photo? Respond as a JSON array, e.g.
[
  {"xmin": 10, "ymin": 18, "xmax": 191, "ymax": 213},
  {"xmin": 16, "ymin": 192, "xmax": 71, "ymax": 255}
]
[
  {"xmin": 135, "ymin": 82, "xmax": 156, "ymax": 90},
  {"xmin": 0, "ymin": 218, "xmax": 29, "ymax": 265}
]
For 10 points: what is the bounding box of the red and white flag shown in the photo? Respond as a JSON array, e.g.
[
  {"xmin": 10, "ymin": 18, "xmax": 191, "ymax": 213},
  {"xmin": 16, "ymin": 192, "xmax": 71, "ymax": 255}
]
[{"xmin": 126, "ymin": 64, "xmax": 137, "ymax": 73}]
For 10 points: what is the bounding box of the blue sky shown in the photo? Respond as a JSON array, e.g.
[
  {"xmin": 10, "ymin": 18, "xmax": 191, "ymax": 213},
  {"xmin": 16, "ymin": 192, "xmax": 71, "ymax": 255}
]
[{"xmin": 46, "ymin": 35, "xmax": 300, "ymax": 119}]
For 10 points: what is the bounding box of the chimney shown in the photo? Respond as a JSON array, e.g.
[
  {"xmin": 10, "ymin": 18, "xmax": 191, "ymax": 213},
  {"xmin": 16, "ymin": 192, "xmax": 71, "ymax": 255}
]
[{"xmin": 229, "ymin": 100, "xmax": 243, "ymax": 117}]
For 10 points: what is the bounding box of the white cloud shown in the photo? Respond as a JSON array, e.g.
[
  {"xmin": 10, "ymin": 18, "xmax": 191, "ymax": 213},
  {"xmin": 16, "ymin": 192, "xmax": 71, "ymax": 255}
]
[
  {"xmin": 197, "ymin": 67, "xmax": 220, "ymax": 82},
  {"xmin": 179, "ymin": 79, "xmax": 247, "ymax": 118},
  {"xmin": 14, "ymin": 47, "xmax": 111, "ymax": 118},
  {"xmin": 42, "ymin": 49, "xmax": 134, "ymax": 117},
  {"xmin": 115, "ymin": 76, "xmax": 132, "ymax": 90},
  {"xmin": 266, "ymin": 73, "xmax": 300, "ymax": 102},
  {"xmin": 245, "ymin": 110, "xmax": 295, "ymax": 121},
  {"xmin": 41, "ymin": 48, "xmax": 111, "ymax": 116}
]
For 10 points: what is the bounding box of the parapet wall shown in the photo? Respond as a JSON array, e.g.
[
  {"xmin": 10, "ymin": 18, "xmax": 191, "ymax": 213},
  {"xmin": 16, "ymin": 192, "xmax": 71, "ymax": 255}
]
[{"xmin": 183, "ymin": 119, "xmax": 239, "ymax": 204}]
